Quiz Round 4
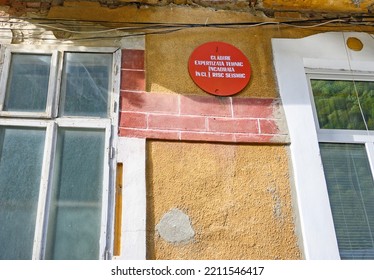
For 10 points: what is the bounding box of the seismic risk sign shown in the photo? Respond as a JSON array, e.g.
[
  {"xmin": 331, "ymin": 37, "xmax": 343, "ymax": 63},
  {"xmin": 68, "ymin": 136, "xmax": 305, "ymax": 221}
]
[{"xmin": 188, "ymin": 41, "xmax": 251, "ymax": 96}]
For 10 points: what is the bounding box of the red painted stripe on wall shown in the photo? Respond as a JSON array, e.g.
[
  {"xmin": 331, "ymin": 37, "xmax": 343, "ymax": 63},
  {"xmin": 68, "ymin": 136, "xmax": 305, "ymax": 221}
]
[
  {"xmin": 119, "ymin": 91, "xmax": 288, "ymax": 144},
  {"xmin": 119, "ymin": 49, "xmax": 288, "ymax": 143}
]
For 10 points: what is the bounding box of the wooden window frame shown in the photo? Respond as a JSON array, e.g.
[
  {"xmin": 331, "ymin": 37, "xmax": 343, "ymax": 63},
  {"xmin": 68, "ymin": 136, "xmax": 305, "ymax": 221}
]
[{"xmin": 0, "ymin": 45, "xmax": 121, "ymax": 260}]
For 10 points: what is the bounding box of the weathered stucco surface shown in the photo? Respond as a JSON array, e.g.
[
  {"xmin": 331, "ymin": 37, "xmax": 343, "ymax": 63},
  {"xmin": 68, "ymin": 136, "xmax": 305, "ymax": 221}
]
[
  {"xmin": 147, "ymin": 141, "xmax": 301, "ymax": 259},
  {"xmin": 9, "ymin": 1, "xmax": 369, "ymax": 260},
  {"xmin": 146, "ymin": 26, "xmax": 319, "ymax": 98},
  {"xmin": 146, "ymin": 27, "xmax": 279, "ymax": 97}
]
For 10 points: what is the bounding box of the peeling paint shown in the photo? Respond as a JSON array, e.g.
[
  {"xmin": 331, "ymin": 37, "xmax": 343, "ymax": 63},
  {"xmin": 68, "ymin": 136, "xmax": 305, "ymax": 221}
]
[
  {"xmin": 267, "ymin": 185, "xmax": 284, "ymax": 223},
  {"xmin": 156, "ymin": 208, "xmax": 195, "ymax": 244},
  {"xmin": 271, "ymin": 99, "xmax": 290, "ymax": 143}
]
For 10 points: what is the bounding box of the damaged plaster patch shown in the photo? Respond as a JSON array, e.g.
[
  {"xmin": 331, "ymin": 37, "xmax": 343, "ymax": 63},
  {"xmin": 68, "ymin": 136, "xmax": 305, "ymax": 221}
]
[
  {"xmin": 267, "ymin": 185, "xmax": 284, "ymax": 224},
  {"xmin": 352, "ymin": 0, "xmax": 362, "ymax": 8},
  {"xmin": 156, "ymin": 208, "xmax": 195, "ymax": 244},
  {"xmin": 270, "ymin": 99, "xmax": 290, "ymax": 143}
]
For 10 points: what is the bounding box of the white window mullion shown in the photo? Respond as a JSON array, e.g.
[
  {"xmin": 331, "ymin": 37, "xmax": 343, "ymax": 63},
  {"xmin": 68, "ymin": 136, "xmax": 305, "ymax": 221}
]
[
  {"xmin": 101, "ymin": 122, "xmax": 113, "ymax": 260},
  {"xmin": 103, "ymin": 48, "xmax": 121, "ymax": 260},
  {"xmin": 53, "ymin": 51, "xmax": 64, "ymax": 119},
  {"xmin": 318, "ymin": 130, "xmax": 374, "ymax": 144},
  {"xmin": 0, "ymin": 49, "xmax": 11, "ymax": 111},
  {"xmin": 110, "ymin": 49, "xmax": 121, "ymax": 124},
  {"xmin": 365, "ymin": 142, "xmax": 374, "ymax": 182},
  {"xmin": 46, "ymin": 51, "xmax": 60, "ymax": 118},
  {"xmin": 32, "ymin": 121, "xmax": 56, "ymax": 260},
  {"xmin": 56, "ymin": 118, "xmax": 109, "ymax": 129}
]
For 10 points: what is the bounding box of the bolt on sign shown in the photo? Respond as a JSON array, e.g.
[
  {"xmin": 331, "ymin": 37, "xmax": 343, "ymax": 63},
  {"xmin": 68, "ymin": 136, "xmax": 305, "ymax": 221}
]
[{"xmin": 188, "ymin": 42, "xmax": 251, "ymax": 96}]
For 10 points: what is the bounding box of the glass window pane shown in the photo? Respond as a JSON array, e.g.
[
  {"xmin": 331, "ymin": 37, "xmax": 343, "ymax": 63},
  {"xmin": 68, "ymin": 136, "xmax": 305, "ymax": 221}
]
[
  {"xmin": 60, "ymin": 53, "xmax": 112, "ymax": 118},
  {"xmin": 45, "ymin": 128, "xmax": 105, "ymax": 260},
  {"xmin": 5, "ymin": 54, "xmax": 51, "ymax": 112},
  {"xmin": 311, "ymin": 79, "xmax": 374, "ymax": 130},
  {"xmin": 0, "ymin": 127, "xmax": 46, "ymax": 259},
  {"xmin": 320, "ymin": 143, "xmax": 374, "ymax": 259}
]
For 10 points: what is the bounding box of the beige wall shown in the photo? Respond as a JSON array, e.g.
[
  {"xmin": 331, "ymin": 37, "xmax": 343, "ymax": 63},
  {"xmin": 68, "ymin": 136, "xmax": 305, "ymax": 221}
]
[
  {"xmin": 146, "ymin": 27, "xmax": 280, "ymax": 98},
  {"xmin": 142, "ymin": 9, "xmax": 303, "ymax": 258},
  {"xmin": 146, "ymin": 141, "xmax": 300, "ymax": 259}
]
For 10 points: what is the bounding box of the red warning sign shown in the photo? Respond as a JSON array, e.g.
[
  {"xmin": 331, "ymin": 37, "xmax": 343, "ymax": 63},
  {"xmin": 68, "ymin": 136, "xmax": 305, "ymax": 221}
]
[{"xmin": 188, "ymin": 42, "xmax": 251, "ymax": 96}]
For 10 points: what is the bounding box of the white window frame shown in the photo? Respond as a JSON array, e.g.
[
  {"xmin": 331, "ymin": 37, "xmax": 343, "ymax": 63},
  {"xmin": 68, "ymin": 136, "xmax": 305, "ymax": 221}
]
[
  {"xmin": 0, "ymin": 49, "xmax": 59, "ymax": 118},
  {"xmin": 0, "ymin": 45, "xmax": 121, "ymax": 260},
  {"xmin": 307, "ymin": 70, "xmax": 374, "ymax": 143},
  {"xmin": 272, "ymin": 32, "xmax": 374, "ymax": 259}
]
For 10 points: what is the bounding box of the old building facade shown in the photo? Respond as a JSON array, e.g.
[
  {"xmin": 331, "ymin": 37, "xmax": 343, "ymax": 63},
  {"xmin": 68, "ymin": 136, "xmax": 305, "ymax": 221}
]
[{"xmin": 0, "ymin": 0, "xmax": 374, "ymax": 260}]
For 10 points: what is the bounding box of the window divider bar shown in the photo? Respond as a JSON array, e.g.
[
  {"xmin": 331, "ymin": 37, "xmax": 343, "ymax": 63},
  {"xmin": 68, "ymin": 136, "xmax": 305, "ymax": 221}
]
[
  {"xmin": 55, "ymin": 118, "xmax": 110, "ymax": 128},
  {"xmin": 32, "ymin": 121, "xmax": 57, "ymax": 260},
  {"xmin": 0, "ymin": 111, "xmax": 50, "ymax": 119},
  {"xmin": 0, "ymin": 118, "xmax": 49, "ymax": 127},
  {"xmin": 48, "ymin": 51, "xmax": 61, "ymax": 119},
  {"xmin": 104, "ymin": 49, "xmax": 121, "ymax": 260},
  {"xmin": 53, "ymin": 51, "xmax": 64, "ymax": 119},
  {"xmin": 365, "ymin": 142, "xmax": 374, "ymax": 183},
  {"xmin": 100, "ymin": 122, "xmax": 113, "ymax": 259},
  {"xmin": 0, "ymin": 49, "xmax": 11, "ymax": 112}
]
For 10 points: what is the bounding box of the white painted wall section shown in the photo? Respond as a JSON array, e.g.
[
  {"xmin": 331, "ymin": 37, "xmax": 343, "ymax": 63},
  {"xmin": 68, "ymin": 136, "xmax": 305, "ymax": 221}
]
[{"xmin": 115, "ymin": 137, "xmax": 146, "ymax": 260}]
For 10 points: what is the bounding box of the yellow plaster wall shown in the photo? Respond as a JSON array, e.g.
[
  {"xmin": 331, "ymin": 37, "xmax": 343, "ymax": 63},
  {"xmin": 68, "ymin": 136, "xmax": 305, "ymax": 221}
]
[
  {"xmin": 146, "ymin": 27, "xmax": 273, "ymax": 97},
  {"xmin": 146, "ymin": 26, "xmax": 318, "ymax": 97},
  {"xmin": 145, "ymin": 24, "xmax": 370, "ymax": 97},
  {"xmin": 142, "ymin": 14, "xmax": 312, "ymax": 256},
  {"xmin": 147, "ymin": 141, "xmax": 301, "ymax": 259}
]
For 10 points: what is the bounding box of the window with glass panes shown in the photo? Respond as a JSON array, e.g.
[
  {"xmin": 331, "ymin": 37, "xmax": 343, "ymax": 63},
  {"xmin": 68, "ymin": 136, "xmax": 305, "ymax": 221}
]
[
  {"xmin": 308, "ymin": 72, "xmax": 374, "ymax": 260},
  {"xmin": 0, "ymin": 46, "xmax": 119, "ymax": 260}
]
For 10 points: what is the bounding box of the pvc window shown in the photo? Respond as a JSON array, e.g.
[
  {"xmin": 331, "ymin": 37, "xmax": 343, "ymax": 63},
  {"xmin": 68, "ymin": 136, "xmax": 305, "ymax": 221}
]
[
  {"xmin": 307, "ymin": 72, "xmax": 374, "ymax": 260},
  {"xmin": 272, "ymin": 32, "xmax": 374, "ymax": 259},
  {"xmin": 0, "ymin": 46, "xmax": 120, "ymax": 260}
]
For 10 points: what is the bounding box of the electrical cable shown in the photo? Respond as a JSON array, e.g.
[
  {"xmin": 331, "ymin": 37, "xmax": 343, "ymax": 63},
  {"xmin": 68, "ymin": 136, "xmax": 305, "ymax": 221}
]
[{"xmin": 0, "ymin": 15, "xmax": 374, "ymax": 41}]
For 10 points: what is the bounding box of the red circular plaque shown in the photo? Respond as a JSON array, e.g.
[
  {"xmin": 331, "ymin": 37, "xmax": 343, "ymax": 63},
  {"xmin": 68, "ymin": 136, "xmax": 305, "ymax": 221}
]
[{"xmin": 188, "ymin": 41, "xmax": 251, "ymax": 96}]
